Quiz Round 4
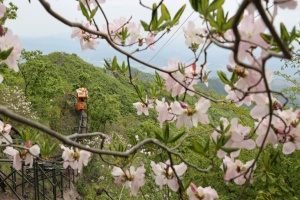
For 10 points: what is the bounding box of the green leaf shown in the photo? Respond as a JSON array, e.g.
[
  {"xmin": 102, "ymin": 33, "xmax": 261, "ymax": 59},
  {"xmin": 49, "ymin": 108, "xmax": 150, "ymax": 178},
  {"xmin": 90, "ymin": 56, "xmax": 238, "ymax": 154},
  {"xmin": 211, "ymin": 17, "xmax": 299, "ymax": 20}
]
[
  {"xmin": 151, "ymin": 3, "xmax": 158, "ymax": 30},
  {"xmin": 189, "ymin": 0, "xmax": 200, "ymax": 13},
  {"xmin": 158, "ymin": 3, "xmax": 171, "ymax": 25},
  {"xmin": 208, "ymin": 0, "xmax": 225, "ymax": 13},
  {"xmin": 191, "ymin": 140, "xmax": 204, "ymax": 154},
  {"xmin": 0, "ymin": 47, "xmax": 14, "ymax": 60},
  {"xmin": 224, "ymin": 124, "xmax": 231, "ymax": 133},
  {"xmin": 104, "ymin": 59, "xmax": 111, "ymax": 70},
  {"xmin": 261, "ymin": 174, "xmax": 266, "ymax": 182},
  {"xmin": 263, "ymin": 153, "xmax": 270, "ymax": 169},
  {"xmin": 158, "ymin": 20, "xmax": 171, "ymax": 31},
  {"xmin": 171, "ymin": 4, "xmax": 186, "ymax": 26},
  {"xmin": 79, "ymin": 0, "xmax": 90, "ymax": 21},
  {"xmin": 267, "ymin": 173, "xmax": 275, "ymax": 183},
  {"xmin": 280, "ymin": 22, "xmax": 289, "ymax": 44},
  {"xmin": 230, "ymin": 71, "xmax": 238, "ymax": 83},
  {"xmin": 260, "ymin": 33, "xmax": 273, "ymax": 44},
  {"xmin": 196, "ymin": 0, "xmax": 209, "ymax": 16},
  {"xmin": 168, "ymin": 131, "xmax": 185, "ymax": 143},
  {"xmin": 223, "ymin": 15, "xmax": 234, "ymax": 31},
  {"xmin": 217, "ymin": 71, "xmax": 231, "ymax": 85},
  {"xmin": 140, "ymin": 20, "xmax": 149, "ymax": 31},
  {"xmin": 207, "ymin": 14, "xmax": 219, "ymax": 29},
  {"xmin": 216, "ymin": 7, "xmax": 224, "ymax": 29},
  {"xmin": 220, "ymin": 147, "xmax": 240, "ymax": 154},
  {"xmin": 163, "ymin": 123, "xmax": 170, "ymax": 142},
  {"xmin": 90, "ymin": 7, "xmax": 98, "ymax": 19},
  {"xmin": 204, "ymin": 139, "xmax": 210, "ymax": 152},
  {"xmin": 154, "ymin": 130, "xmax": 165, "ymax": 142},
  {"xmin": 112, "ymin": 56, "xmax": 118, "ymax": 71}
]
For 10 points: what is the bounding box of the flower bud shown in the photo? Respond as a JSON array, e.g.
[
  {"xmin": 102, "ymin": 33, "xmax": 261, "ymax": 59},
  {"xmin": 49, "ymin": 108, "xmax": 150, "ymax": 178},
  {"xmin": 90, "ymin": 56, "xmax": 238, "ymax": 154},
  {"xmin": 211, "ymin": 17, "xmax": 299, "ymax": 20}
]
[
  {"xmin": 190, "ymin": 183, "xmax": 197, "ymax": 193},
  {"xmin": 226, "ymin": 65, "xmax": 234, "ymax": 72}
]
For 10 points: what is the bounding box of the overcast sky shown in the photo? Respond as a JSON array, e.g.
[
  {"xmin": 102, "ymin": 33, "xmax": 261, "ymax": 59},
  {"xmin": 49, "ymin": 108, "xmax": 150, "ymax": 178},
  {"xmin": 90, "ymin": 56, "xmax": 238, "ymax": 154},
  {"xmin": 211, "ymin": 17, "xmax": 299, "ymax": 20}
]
[
  {"xmin": 4, "ymin": 0, "xmax": 300, "ymax": 76},
  {"xmin": 6, "ymin": 0, "xmax": 299, "ymax": 37}
]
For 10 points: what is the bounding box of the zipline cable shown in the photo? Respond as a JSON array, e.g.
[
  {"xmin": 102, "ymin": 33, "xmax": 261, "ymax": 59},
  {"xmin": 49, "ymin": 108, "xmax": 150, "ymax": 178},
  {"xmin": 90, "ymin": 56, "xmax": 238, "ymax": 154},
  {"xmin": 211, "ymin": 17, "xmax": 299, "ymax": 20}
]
[{"xmin": 148, "ymin": 11, "xmax": 195, "ymax": 63}]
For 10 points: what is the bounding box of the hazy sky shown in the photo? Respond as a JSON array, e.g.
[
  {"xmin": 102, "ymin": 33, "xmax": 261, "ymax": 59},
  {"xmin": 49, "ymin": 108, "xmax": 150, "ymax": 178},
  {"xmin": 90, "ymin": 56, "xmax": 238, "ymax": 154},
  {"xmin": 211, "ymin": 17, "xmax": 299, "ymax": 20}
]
[
  {"xmin": 4, "ymin": 0, "xmax": 300, "ymax": 76},
  {"xmin": 6, "ymin": 0, "xmax": 299, "ymax": 37}
]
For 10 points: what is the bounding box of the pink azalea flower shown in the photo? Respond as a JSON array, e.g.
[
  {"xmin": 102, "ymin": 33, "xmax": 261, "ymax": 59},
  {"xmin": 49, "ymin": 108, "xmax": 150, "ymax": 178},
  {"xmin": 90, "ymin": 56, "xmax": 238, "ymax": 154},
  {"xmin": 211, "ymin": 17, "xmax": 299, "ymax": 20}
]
[
  {"xmin": 273, "ymin": 111, "xmax": 300, "ymax": 154},
  {"xmin": 212, "ymin": 118, "xmax": 255, "ymax": 158},
  {"xmin": 250, "ymin": 94, "xmax": 269, "ymax": 119},
  {"xmin": 0, "ymin": 121, "xmax": 12, "ymax": 144},
  {"xmin": 221, "ymin": 156, "xmax": 255, "ymax": 185},
  {"xmin": 111, "ymin": 165, "xmax": 146, "ymax": 196},
  {"xmin": 150, "ymin": 160, "xmax": 187, "ymax": 192},
  {"xmin": 146, "ymin": 34, "xmax": 155, "ymax": 50},
  {"xmin": 71, "ymin": 22, "xmax": 99, "ymax": 51},
  {"xmin": 280, "ymin": 127, "xmax": 300, "ymax": 154},
  {"xmin": 277, "ymin": 108, "xmax": 299, "ymax": 127},
  {"xmin": 78, "ymin": 0, "xmax": 105, "ymax": 10},
  {"xmin": 4, "ymin": 142, "xmax": 40, "ymax": 170},
  {"xmin": 186, "ymin": 183, "xmax": 219, "ymax": 200},
  {"xmin": 255, "ymin": 117, "xmax": 278, "ymax": 148},
  {"xmin": 229, "ymin": 11, "xmax": 268, "ymax": 63},
  {"xmin": 171, "ymin": 98, "xmax": 210, "ymax": 130},
  {"xmin": 0, "ymin": 29, "xmax": 23, "ymax": 72},
  {"xmin": 0, "ymin": 3, "xmax": 6, "ymax": 18},
  {"xmin": 133, "ymin": 97, "xmax": 153, "ymax": 116},
  {"xmin": 160, "ymin": 60, "xmax": 198, "ymax": 97},
  {"xmin": 4, "ymin": 147, "xmax": 22, "ymax": 170},
  {"xmin": 60, "ymin": 145, "xmax": 91, "ymax": 171},
  {"xmin": 127, "ymin": 22, "xmax": 141, "ymax": 45},
  {"xmin": 155, "ymin": 98, "xmax": 174, "ymax": 128},
  {"xmin": 182, "ymin": 21, "xmax": 205, "ymax": 47}
]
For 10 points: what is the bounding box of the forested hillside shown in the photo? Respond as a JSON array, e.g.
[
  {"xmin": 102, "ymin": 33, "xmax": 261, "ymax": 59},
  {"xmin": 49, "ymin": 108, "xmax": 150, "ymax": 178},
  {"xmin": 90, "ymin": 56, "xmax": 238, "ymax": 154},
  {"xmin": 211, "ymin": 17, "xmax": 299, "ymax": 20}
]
[{"xmin": 1, "ymin": 51, "xmax": 300, "ymax": 199}]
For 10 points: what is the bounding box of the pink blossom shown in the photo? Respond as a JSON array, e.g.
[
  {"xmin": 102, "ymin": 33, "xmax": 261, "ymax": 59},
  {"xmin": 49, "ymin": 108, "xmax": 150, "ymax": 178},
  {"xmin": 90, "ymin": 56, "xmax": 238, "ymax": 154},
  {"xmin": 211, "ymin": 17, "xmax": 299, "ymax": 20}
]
[
  {"xmin": 273, "ymin": 110, "xmax": 300, "ymax": 154},
  {"xmin": 277, "ymin": 108, "xmax": 299, "ymax": 127},
  {"xmin": 71, "ymin": 22, "xmax": 99, "ymax": 51},
  {"xmin": 182, "ymin": 21, "xmax": 205, "ymax": 47},
  {"xmin": 133, "ymin": 97, "xmax": 153, "ymax": 116},
  {"xmin": 222, "ymin": 156, "xmax": 255, "ymax": 185},
  {"xmin": 4, "ymin": 147, "xmax": 22, "ymax": 170},
  {"xmin": 171, "ymin": 98, "xmax": 210, "ymax": 130},
  {"xmin": 250, "ymin": 94, "xmax": 270, "ymax": 119},
  {"xmin": 280, "ymin": 127, "xmax": 300, "ymax": 154},
  {"xmin": 60, "ymin": 145, "xmax": 91, "ymax": 171},
  {"xmin": 186, "ymin": 183, "xmax": 218, "ymax": 200},
  {"xmin": 146, "ymin": 34, "xmax": 155, "ymax": 50},
  {"xmin": 4, "ymin": 143, "xmax": 40, "ymax": 170},
  {"xmin": 150, "ymin": 160, "xmax": 187, "ymax": 192},
  {"xmin": 212, "ymin": 118, "xmax": 255, "ymax": 158},
  {"xmin": 255, "ymin": 117, "xmax": 278, "ymax": 148},
  {"xmin": 78, "ymin": 0, "xmax": 105, "ymax": 10},
  {"xmin": 0, "ymin": 121, "xmax": 12, "ymax": 144},
  {"xmin": 111, "ymin": 165, "xmax": 146, "ymax": 196},
  {"xmin": 155, "ymin": 98, "xmax": 174, "ymax": 128},
  {"xmin": 127, "ymin": 22, "xmax": 141, "ymax": 45},
  {"xmin": 0, "ymin": 3, "xmax": 6, "ymax": 18},
  {"xmin": 229, "ymin": 12, "xmax": 267, "ymax": 63},
  {"xmin": 0, "ymin": 29, "xmax": 23, "ymax": 71},
  {"xmin": 161, "ymin": 60, "xmax": 198, "ymax": 97}
]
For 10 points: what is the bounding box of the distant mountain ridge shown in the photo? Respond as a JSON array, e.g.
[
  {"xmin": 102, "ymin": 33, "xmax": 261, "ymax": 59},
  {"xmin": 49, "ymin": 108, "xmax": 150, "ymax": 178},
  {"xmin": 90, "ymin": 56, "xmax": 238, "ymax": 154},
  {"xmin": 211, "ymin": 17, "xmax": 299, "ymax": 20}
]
[{"xmin": 19, "ymin": 34, "xmax": 297, "ymax": 78}]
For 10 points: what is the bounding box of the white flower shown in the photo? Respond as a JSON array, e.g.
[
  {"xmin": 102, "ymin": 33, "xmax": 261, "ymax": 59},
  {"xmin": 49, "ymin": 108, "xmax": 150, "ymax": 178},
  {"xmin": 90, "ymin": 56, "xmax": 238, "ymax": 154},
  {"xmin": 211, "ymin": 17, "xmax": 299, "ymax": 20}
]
[
  {"xmin": 0, "ymin": 29, "xmax": 23, "ymax": 71},
  {"xmin": 150, "ymin": 160, "xmax": 187, "ymax": 192},
  {"xmin": 60, "ymin": 145, "xmax": 91, "ymax": 170},
  {"xmin": 0, "ymin": 121, "xmax": 12, "ymax": 144},
  {"xmin": 0, "ymin": 3, "xmax": 6, "ymax": 18}
]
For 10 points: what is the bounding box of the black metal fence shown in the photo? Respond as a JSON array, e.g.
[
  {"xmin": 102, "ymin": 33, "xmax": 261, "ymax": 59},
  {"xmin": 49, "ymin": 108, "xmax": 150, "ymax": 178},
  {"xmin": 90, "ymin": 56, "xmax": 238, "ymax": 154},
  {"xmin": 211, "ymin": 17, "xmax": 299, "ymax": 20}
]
[{"xmin": 0, "ymin": 159, "xmax": 76, "ymax": 200}]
